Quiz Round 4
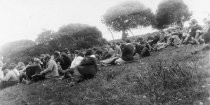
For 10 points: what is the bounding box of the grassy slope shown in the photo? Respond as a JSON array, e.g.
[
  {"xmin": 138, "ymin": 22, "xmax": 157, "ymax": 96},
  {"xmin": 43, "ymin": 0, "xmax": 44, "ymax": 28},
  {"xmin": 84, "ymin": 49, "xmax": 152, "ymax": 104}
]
[{"xmin": 0, "ymin": 45, "xmax": 210, "ymax": 105}]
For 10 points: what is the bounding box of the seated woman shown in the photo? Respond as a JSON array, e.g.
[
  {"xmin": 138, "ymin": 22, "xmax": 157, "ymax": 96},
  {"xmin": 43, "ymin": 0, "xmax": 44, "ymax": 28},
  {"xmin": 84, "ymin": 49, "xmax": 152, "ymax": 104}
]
[
  {"xmin": 32, "ymin": 55, "xmax": 59, "ymax": 82},
  {"xmin": 0, "ymin": 63, "xmax": 19, "ymax": 89},
  {"xmin": 62, "ymin": 52, "xmax": 84, "ymax": 79},
  {"xmin": 19, "ymin": 58, "xmax": 42, "ymax": 84}
]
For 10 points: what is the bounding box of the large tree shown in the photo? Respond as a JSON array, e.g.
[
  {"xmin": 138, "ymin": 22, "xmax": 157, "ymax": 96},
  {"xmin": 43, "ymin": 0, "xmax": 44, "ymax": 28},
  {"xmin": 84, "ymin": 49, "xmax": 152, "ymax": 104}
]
[
  {"xmin": 48, "ymin": 24, "xmax": 106, "ymax": 50},
  {"xmin": 155, "ymin": 0, "xmax": 192, "ymax": 29},
  {"xmin": 102, "ymin": 1, "xmax": 155, "ymax": 39}
]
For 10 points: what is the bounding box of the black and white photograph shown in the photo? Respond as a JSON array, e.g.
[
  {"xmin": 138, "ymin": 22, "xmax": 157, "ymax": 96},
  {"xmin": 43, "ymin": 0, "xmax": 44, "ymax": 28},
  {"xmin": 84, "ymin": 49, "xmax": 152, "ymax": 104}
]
[{"xmin": 0, "ymin": 0, "xmax": 210, "ymax": 104}]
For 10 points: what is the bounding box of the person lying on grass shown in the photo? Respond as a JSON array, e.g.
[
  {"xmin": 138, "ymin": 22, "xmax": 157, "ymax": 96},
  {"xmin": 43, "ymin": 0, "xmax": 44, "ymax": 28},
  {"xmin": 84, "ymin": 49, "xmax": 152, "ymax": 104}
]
[{"xmin": 0, "ymin": 63, "xmax": 19, "ymax": 89}]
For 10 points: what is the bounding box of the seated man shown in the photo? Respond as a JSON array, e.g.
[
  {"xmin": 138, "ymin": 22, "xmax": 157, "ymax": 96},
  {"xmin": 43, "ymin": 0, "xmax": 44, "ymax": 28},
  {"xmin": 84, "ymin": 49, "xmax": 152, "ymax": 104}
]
[
  {"xmin": 77, "ymin": 50, "xmax": 98, "ymax": 80},
  {"xmin": 54, "ymin": 51, "xmax": 72, "ymax": 76},
  {"xmin": 32, "ymin": 55, "xmax": 59, "ymax": 82},
  {"xmin": 101, "ymin": 44, "xmax": 115, "ymax": 60},
  {"xmin": 115, "ymin": 39, "xmax": 135, "ymax": 65},
  {"xmin": 134, "ymin": 41, "xmax": 151, "ymax": 58},
  {"xmin": 100, "ymin": 43, "xmax": 122, "ymax": 66}
]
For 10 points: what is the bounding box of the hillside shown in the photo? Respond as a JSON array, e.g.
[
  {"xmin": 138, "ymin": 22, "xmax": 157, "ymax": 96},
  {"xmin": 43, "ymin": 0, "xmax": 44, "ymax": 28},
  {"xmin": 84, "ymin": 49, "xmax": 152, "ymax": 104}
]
[{"xmin": 0, "ymin": 45, "xmax": 210, "ymax": 105}]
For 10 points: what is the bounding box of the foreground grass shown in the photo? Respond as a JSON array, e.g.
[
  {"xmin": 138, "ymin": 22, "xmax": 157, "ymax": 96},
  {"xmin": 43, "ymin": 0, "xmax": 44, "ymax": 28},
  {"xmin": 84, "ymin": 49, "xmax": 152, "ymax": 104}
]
[{"xmin": 0, "ymin": 45, "xmax": 210, "ymax": 105}]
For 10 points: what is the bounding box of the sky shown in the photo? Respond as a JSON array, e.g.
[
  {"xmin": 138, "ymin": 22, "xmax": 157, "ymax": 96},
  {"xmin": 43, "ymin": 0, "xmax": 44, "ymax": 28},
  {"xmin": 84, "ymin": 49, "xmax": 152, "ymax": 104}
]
[{"xmin": 0, "ymin": 0, "xmax": 210, "ymax": 47}]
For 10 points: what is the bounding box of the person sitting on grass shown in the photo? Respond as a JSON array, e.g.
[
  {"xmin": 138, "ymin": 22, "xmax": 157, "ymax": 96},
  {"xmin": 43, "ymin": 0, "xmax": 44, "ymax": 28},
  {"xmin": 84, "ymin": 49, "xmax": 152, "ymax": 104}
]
[
  {"xmin": 134, "ymin": 39, "xmax": 151, "ymax": 58},
  {"xmin": 101, "ymin": 44, "xmax": 115, "ymax": 60},
  {"xmin": 53, "ymin": 51, "xmax": 71, "ymax": 75},
  {"xmin": 32, "ymin": 54, "xmax": 59, "ymax": 82},
  {"xmin": 19, "ymin": 58, "xmax": 42, "ymax": 84},
  {"xmin": 183, "ymin": 19, "xmax": 204, "ymax": 44},
  {"xmin": 115, "ymin": 39, "xmax": 136, "ymax": 65},
  {"xmin": 0, "ymin": 63, "xmax": 19, "ymax": 89},
  {"xmin": 100, "ymin": 43, "xmax": 122, "ymax": 66},
  {"xmin": 0, "ymin": 61, "xmax": 4, "ymax": 83},
  {"xmin": 62, "ymin": 52, "xmax": 84, "ymax": 79},
  {"xmin": 77, "ymin": 49, "xmax": 98, "ymax": 81}
]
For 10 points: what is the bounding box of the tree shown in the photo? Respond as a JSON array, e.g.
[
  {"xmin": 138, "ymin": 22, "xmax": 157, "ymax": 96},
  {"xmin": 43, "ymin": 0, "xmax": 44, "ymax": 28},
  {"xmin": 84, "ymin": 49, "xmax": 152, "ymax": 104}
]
[
  {"xmin": 102, "ymin": 1, "xmax": 155, "ymax": 39},
  {"xmin": 155, "ymin": 0, "xmax": 192, "ymax": 29},
  {"xmin": 57, "ymin": 23, "xmax": 90, "ymax": 36},
  {"xmin": 72, "ymin": 26, "xmax": 106, "ymax": 49},
  {"xmin": 35, "ymin": 30, "xmax": 54, "ymax": 44}
]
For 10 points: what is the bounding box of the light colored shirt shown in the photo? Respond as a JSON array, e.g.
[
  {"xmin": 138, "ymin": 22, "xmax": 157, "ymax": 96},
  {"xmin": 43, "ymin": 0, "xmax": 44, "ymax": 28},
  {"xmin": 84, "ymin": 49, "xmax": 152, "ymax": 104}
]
[
  {"xmin": 70, "ymin": 56, "xmax": 84, "ymax": 76},
  {"xmin": 70, "ymin": 56, "xmax": 84, "ymax": 69},
  {"xmin": 42, "ymin": 59, "xmax": 59, "ymax": 78},
  {"xmin": 13, "ymin": 68, "xmax": 20, "ymax": 77},
  {"xmin": 1, "ymin": 70, "xmax": 19, "ymax": 82},
  {"xmin": 0, "ymin": 68, "xmax": 4, "ymax": 81},
  {"xmin": 114, "ymin": 45, "xmax": 122, "ymax": 57}
]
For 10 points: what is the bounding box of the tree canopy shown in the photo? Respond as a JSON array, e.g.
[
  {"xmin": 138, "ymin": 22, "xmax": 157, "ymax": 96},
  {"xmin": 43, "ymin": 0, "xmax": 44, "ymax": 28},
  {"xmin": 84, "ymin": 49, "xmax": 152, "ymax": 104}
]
[
  {"xmin": 35, "ymin": 30, "xmax": 54, "ymax": 44},
  {"xmin": 155, "ymin": 0, "xmax": 192, "ymax": 29},
  {"xmin": 57, "ymin": 23, "xmax": 90, "ymax": 36},
  {"xmin": 1, "ymin": 24, "xmax": 107, "ymax": 64},
  {"xmin": 103, "ymin": 1, "xmax": 155, "ymax": 32}
]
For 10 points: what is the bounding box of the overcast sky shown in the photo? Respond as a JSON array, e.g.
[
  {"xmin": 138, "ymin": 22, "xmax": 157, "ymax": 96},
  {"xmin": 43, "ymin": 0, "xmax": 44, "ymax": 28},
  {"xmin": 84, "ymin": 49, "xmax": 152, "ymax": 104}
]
[{"xmin": 0, "ymin": 0, "xmax": 210, "ymax": 47}]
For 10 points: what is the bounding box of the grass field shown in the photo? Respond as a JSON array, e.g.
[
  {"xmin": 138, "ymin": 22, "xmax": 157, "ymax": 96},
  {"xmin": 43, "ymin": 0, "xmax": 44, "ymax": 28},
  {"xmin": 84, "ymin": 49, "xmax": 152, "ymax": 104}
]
[{"xmin": 0, "ymin": 45, "xmax": 210, "ymax": 105}]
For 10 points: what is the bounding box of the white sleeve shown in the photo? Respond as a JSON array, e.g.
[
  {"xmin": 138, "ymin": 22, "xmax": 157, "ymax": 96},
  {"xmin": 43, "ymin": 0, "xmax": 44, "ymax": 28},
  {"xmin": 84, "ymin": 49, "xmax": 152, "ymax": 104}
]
[
  {"xmin": 70, "ymin": 57, "xmax": 84, "ymax": 69},
  {"xmin": 0, "ymin": 70, "xmax": 4, "ymax": 80},
  {"xmin": 2, "ymin": 71, "xmax": 12, "ymax": 81}
]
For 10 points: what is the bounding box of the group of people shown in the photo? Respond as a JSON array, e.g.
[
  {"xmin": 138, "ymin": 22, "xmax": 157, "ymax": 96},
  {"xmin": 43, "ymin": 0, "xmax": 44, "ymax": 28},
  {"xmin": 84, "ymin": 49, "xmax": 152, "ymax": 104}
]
[
  {"xmin": 0, "ymin": 19, "xmax": 209, "ymax": 89},
  {"xmin": 0, "ymin": 49, "xmax": 98, "ymax": 89},
  {"xmin": 98, "ymin": 19, "xmax": 210, "ymax": 66}
]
